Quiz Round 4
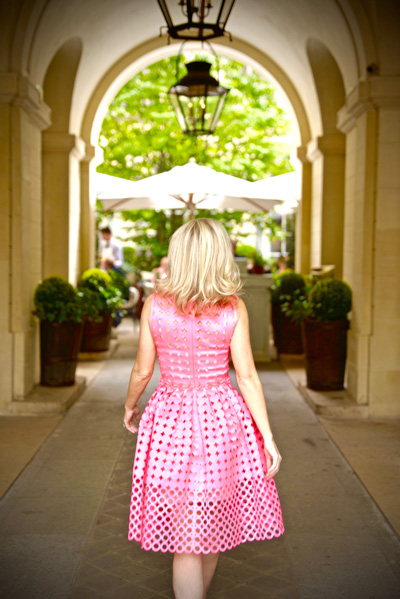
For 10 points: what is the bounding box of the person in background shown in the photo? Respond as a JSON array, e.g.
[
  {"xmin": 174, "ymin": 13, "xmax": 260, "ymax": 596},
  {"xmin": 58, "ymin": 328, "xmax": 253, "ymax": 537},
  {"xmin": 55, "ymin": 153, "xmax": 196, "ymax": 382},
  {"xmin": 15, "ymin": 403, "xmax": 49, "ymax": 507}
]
[
  {"xmin": 151, "ymin": 256, "xmax": 169, "ymax": 283},
  {"xmin": 276, "ymin": 255, "xmax": 287, "ymax": 273},
  {"xmin": 99, "ymin": 226, "xmax": 123, "ymax": 269},
  {"xmin": 102, "ymin": 258, "xmax": 125, "ymax": 277}
]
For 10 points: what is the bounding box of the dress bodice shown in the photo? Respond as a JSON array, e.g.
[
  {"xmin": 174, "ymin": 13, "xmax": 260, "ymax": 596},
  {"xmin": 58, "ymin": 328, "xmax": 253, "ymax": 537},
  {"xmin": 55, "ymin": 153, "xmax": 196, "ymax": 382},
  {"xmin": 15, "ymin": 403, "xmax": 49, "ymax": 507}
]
[{"xmin": 149, "ymin": 293, "xmax": 238, "ymax": 388}]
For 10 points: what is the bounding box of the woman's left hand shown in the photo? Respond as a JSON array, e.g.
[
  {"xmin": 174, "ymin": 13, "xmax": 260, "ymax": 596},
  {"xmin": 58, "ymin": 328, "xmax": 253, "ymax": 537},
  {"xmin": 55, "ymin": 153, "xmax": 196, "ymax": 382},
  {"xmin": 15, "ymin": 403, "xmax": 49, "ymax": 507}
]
[{"xmin": 123, "ymin": 405, "xmax": 140, "ymax": 433}]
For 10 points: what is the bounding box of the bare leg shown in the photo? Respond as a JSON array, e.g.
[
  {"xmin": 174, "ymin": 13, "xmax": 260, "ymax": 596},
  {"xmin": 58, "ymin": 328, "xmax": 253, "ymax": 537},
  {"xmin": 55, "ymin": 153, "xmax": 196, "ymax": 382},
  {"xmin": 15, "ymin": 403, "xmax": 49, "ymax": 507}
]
[
  {"xmin": 173, "ymin": 552, "xmax": 204, "ymax": 599},
  {"xmin": 202, "ymin": 552, "xmax": 219, "ymax": 596}
]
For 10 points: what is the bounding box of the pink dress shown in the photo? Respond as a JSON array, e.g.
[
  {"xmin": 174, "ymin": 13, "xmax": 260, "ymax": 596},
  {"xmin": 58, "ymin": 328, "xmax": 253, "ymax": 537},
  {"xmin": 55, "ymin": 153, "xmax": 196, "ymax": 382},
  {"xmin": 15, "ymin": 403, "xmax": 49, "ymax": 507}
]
[{"xmin": 128, "ymin": 293, "xmax": 284, "ymax": 553}]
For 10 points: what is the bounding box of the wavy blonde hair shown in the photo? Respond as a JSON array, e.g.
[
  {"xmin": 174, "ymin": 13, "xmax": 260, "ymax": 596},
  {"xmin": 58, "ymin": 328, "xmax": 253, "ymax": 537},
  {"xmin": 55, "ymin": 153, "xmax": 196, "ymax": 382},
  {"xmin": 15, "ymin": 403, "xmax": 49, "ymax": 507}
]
[{"xmin": 156, "ymin": 218, "xmax": 242, "ymax": 314}]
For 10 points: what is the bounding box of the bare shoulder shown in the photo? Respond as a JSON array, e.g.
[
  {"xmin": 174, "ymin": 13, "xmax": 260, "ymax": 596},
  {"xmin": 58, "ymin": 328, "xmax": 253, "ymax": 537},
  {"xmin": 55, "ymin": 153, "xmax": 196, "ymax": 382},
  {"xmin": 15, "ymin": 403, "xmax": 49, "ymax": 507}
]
[
  {"xmin": 236, "ymin": 297, "xmax": 248, "ymax": 317},
  {"xmin": 141, "ymin": 293, "xmax": 154, "ymax": 318}
]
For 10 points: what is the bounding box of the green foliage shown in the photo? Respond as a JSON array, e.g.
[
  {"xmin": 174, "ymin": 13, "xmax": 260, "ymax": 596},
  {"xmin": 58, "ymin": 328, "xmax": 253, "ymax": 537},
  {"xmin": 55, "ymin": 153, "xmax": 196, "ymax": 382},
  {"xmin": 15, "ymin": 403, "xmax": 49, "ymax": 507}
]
[
  {"xmin": 116, "ymin": 208, "xmax": 267, "ymax": 272},
  {"xmin": 252, "ymin": 251, "xmax": 266, "ymax": 267},
  {"xmin": 33, "ymin": 276, "xmax": 82, "ymax": 323},
  {"xmin": 77, "ymin": 269, "xmax": 122, "ymax": 321},
  {"xmin": 108, "ymin": 269, "xmax": 130, "ymax": 300},
  {"xmin": 97, "ymin": 54, "xmax": 293, "ymax": 269},
  {"xmin": 117, "ymin": 209, "xmax": 185, "ymax": 271},
  {"xmin": 309, "ymin": 278, "xmax": 352, "ymax": 322},
  {"xmin": 236, "ymin": 244, "xmax": 257, "ymax": 258},
  {"xmin": 271, "ymin": 269, "xmax": 306, "ymax": 303},
  {"xmin": 98, "ymin": 54, "xmax": 293, "ymax": 182},
  {"xmin": 79, "ymin": 268, "xmax": 112, "ymax": 291},
  {"xmin": 235, "ymin": 244, "xmax": 265, "ymax": 266},
  {"xmin": 281, "ymin": 276, "xmax": 352, "ymax": 323}
]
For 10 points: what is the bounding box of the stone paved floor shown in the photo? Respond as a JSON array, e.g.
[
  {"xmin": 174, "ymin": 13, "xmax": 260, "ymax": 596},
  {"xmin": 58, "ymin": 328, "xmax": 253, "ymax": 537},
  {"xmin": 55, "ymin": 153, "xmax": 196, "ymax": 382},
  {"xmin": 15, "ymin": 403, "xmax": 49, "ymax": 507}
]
[{"xmin": 1, "ymin": 320, "xmax": 400, "ymax": 599}]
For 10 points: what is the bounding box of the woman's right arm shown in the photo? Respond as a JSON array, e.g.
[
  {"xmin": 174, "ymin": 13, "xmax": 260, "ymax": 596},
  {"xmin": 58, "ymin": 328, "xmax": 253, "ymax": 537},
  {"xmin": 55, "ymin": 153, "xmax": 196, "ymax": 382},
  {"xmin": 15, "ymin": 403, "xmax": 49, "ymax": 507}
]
[
  {"xmin": 123, "ymin": 294, "xmax": 156, "ymax": 433},
  {"xmin": 230, "ymin": 298, "xmax": 282, "ymax": 479}
]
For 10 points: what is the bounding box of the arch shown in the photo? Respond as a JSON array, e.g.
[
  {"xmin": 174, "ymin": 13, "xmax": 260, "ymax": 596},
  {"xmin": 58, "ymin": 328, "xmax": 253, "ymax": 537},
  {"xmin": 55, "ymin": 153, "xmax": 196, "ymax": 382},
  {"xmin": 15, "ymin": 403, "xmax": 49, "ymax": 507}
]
[
  {"xmin": 43, "ymin": 37, "xmax": 83, "ymax": 132},
  {"xmin": 42, "ymin": 37, "xmax": 84, "ymax": 282},
  {"xmin": 335, "ymin": 0, "xmax": 378, "ymax": 78},
  {"xmin": 306, "ymin": 38, "xmax": 345, "ymax": 134},
  {"xmin": 306, "ymin": 38, "xmax": 346, "ymax": 278},
  {"xmin": 80, "ymin": 36, "xmax": 311, "ymax": 149}
]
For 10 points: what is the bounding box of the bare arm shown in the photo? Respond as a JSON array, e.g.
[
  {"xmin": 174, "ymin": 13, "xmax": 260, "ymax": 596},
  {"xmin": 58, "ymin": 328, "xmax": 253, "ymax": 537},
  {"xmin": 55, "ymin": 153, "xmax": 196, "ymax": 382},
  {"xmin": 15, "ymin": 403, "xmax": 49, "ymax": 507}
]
[
  {"xmin": 123, "ymin": 294, "xmax": 156, "ymax": 433},
  {"xmin": 230, "ymin": 298, "xmax": 282, "ymax": 479}
]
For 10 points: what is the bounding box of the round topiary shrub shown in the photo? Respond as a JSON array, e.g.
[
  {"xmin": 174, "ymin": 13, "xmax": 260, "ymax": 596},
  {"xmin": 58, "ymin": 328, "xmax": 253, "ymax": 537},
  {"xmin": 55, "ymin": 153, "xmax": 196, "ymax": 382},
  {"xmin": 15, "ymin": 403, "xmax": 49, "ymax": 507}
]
[
  {"xmin": 78, "ymin": 268, "xmax": 122, "ymax": 321},
  {"xmin": 33, "ymin": 276, "xmax": 82, "ymax": 323},
  {"xmin": 309, "ymin": 278, "xmax": 352, "ymax": 321},
  {"xmin": 271, "ymin": 270, "xmax": 306, "ymax": 303},
  {"xmin": 78, "ymin": 268, "xmax": 113, "ymax": 291}
]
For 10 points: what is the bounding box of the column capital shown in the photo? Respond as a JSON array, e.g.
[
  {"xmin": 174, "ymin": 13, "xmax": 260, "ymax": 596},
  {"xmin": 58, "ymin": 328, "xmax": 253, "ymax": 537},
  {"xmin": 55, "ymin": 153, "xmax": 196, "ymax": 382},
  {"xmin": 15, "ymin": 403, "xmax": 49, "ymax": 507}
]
[
  {"xmin": 81, "ymin": 144, "xmax": 96, "ymax": 162},
  {"xmin": 296, "ymin": 145, "xmax": 309, "ymax": 164},
  {"xmin": 337, "ymin": 76, "xmax": 400, "ymax": 133},
  {"xmin": 306, "ymin": 134, "xmax": 346, "ymax": 162},
  {"xmin": 42, "ymin": 132, "xmax": 86, "ymax": 160},
  {"xmin": 0, "ymin": 73, "xmax": 51, "ymax": 130}
]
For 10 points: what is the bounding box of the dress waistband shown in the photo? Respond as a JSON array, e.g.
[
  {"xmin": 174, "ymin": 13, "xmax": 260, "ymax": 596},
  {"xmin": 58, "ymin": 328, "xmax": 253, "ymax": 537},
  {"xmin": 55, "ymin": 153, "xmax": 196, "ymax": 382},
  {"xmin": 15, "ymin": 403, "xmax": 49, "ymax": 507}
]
[{"xmin": 158, "ymin": 375, "xmax": 231, "ymax": 389}]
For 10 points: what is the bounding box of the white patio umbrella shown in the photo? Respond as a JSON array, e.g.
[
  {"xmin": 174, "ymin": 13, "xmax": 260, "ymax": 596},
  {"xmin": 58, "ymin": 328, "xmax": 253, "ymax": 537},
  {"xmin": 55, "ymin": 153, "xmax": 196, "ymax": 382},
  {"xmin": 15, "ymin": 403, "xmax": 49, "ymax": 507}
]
[
  {"xmin": 251, "ymin": 170, "xmax": 301, "ymax": 214},
  {"xmin": 96, "ymin": 163, "xmax": 285, "ymax": 214}
]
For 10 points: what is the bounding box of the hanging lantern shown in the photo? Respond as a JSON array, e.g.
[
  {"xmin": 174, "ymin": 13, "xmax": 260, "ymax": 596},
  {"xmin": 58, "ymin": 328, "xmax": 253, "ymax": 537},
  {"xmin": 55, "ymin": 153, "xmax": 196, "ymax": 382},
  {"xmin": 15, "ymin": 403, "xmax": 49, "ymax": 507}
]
[
  {"xmin": 169, "ymin": 60, "xmax": 229, "ymax": 135},
  {"xmin": 157, "ymin": 0, "xmax": 236, "ymax": 41}
]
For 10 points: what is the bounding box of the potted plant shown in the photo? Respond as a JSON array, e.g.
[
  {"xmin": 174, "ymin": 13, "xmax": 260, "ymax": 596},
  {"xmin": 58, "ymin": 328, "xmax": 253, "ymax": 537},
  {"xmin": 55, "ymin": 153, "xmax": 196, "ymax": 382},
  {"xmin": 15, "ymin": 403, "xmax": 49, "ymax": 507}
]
[
  {"xmin": 33, "ymin": 276, "xmax": 83, "ymax": 386},
  {"xmin": 250, "ymin": 250, "xmax": 266, "ymax": 274},
  {"xmin": 235, "ymin": 245, "xmax": 267, "ymax": 274},
  {"xmin": 271, "ymin": 270, "xmax": 305, "ymax": 354},
  {"xmin": 78, "ymin": 269, "xmax": 122, "ymax": 352},
  {"xmin": 283, "ymin": 277, "xmax": 352, "ymax": 390}
]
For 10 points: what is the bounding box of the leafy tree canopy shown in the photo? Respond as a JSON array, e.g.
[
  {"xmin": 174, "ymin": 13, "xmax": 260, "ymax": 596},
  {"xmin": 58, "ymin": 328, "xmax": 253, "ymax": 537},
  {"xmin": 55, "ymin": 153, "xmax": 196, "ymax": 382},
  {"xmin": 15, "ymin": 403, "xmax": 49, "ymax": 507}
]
[{"xmin": 97, "ymin": 53, "xmax": 294, "ymax": 180}]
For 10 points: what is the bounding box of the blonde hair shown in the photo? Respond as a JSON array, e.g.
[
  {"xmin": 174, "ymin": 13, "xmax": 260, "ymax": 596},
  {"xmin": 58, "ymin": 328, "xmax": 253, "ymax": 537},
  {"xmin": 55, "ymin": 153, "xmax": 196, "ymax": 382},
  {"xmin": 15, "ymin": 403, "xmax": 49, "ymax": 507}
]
[{"xmin": 156, "ymin": 218, "xmax": 242, "ymax": 314}]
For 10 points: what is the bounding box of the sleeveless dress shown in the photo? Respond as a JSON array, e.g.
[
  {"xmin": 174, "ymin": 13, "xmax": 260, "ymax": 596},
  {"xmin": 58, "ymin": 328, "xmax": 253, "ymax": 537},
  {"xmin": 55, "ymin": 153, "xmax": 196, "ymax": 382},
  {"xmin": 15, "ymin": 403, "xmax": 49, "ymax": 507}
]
[{"xmin": 128, "ymin": 293, "xmax": 284, "ymax": 553}]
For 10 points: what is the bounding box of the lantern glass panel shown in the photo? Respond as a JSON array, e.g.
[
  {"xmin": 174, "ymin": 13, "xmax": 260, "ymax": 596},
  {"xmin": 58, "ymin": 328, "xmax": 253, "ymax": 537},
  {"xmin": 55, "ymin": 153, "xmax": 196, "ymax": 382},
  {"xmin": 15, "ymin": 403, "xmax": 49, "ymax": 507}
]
[{"xmin": 169, "ymin": 91, "xmax": 227, "ymax": 135}]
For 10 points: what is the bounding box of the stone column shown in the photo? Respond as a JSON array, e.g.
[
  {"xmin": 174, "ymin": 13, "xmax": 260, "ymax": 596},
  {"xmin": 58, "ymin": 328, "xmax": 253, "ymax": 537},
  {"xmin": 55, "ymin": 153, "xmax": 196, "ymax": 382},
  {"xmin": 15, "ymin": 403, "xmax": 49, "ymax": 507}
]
[
  {"xmin": 338, "ymin": 76, "xmax": 400, "ymax": 417},
  {"xmin": 295, "ymin": 146, "xmax": 312, "ymax": 274},
  {"xmin": 0, "ymin": 74, "xmax": 51, "ymax": 408},
  {"xmin": 80, "ymin": 145, "xmax": 96, "ymax": 274},
  {"xmin": 306, "ymin": 133, "xmax": 346, "ymax": 277},
  {"xmin": 42, "ymin": 132, "xmax": 86, "ymax": 283}
]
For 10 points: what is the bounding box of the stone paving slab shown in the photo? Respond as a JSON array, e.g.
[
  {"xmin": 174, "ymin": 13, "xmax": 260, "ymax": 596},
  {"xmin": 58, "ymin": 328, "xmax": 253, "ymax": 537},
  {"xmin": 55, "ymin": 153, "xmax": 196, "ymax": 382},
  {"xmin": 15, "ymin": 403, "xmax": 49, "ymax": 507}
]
[
  {"xmin": 0, "ymin": 322, "xmax": 399, "ymax": 599},
  {"xmin": 0, "ymin": 414, "xmax": 62, "ymax": 498},
  {"xmin": 321, "ymin": 417, "xmax": 400, "ymax": 537}
]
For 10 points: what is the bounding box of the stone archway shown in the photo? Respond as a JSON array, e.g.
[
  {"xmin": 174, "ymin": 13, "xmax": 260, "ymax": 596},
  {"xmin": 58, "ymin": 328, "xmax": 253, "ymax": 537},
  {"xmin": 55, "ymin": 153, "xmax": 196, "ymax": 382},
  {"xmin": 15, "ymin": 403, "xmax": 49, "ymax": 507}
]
[{"xmin": 77, "ymin": 36, "xmax": 314, "ymax": 274}]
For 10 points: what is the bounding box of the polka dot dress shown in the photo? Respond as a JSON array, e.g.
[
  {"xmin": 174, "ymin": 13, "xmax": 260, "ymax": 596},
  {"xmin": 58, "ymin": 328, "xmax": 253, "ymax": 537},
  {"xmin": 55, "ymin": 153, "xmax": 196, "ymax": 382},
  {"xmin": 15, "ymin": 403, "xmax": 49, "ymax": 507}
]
[{"xmin": 128, "ymin": 293, "xmax": 284, "ymax": 553}]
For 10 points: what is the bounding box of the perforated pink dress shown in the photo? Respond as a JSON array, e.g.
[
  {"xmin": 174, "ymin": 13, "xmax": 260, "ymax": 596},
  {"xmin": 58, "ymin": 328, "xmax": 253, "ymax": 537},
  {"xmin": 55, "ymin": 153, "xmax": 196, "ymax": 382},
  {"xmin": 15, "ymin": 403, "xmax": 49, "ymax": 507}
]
[{"xmin": 128, "ymin": 293, "xmax": 284, "ymax": 553}]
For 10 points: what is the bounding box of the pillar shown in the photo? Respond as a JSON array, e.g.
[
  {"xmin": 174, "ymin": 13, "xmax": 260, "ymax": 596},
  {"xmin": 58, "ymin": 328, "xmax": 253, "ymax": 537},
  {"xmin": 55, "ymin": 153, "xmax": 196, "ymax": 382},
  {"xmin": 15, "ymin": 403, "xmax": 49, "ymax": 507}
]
[
  {"xmin": 295, "ymin": 146, "xmax": 312, "ymax": 274},
  {"xmin": 0, "ymin": 73, "xmax": 51, "ymax": 408},
  {"xmin": 80, "ymin": 145, "xmax": 96, "ymax": 274},
  {"xmin": 42, "ymin": 132, "xmax": 86, "ymax": 283},
  {"xmin": 306, "ymin": 133, "xmax": 346, "ymax": 277},
  {"xmin": 338, "ymin": 76, "xmax": 400, "ymax": 417}
]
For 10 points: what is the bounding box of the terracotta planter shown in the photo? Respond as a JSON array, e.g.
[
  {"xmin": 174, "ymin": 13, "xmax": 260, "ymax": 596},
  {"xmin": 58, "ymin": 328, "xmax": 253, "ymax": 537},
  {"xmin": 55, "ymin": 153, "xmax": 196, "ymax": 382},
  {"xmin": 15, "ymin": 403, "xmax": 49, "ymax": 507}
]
[
  {"xmin": 80, "ymin": 313, "xmax": 113, "ymax": 352},
  {"xmin": 302, "ymin": 320, "xmax": 349, "ymax": 390},
  {"xmin": 251, "ymin": 265, "xmax": 265, "ymax": 274},
  {"xmin": 40, "ymin": 321, "xmax": 83, "ymax": 386},
  {"xmin": 271, "ymin": 302, "xmax": 303, "ymax": 354}
]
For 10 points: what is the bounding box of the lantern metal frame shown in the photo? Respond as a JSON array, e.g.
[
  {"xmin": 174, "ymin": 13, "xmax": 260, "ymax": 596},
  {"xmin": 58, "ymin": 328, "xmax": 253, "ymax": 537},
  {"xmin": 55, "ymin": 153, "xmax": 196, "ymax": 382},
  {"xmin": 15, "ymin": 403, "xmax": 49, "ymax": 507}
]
[
  {"xmin": 168, "ymin": 42, "xmax": 229, "ymax": 135},
  {"xmin": 157, "ymin": 0, "xmax": 236, "ymax": 42}
]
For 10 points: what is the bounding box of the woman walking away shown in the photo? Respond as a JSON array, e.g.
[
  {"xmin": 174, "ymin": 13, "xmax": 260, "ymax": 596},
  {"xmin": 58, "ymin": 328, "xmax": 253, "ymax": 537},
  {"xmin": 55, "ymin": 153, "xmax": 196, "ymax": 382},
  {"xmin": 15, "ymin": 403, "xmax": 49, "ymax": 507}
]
[{"xmin": 124, "ymin": 218, "xmax": 284, "ymax": 599}]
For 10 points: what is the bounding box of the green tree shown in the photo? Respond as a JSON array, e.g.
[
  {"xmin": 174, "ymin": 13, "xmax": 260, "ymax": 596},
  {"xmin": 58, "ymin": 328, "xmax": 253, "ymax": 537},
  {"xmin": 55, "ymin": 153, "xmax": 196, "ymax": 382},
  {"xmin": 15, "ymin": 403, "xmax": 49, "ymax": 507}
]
[
  {"xmin": 97, "ymin": 53, "xmax": 294, "ymax": 269},
  {"xmin": 97, "ymin": 54, "xmax": 293, "ymax": 180}
]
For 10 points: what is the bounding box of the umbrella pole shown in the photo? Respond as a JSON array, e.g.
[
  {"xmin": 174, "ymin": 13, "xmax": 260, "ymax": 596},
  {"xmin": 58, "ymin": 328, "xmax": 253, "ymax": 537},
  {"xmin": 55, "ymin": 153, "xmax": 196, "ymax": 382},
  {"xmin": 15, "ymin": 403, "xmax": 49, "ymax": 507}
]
[{"xmin": 188, "ymin": 193, "xmax": 195, "ymax": 220}]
